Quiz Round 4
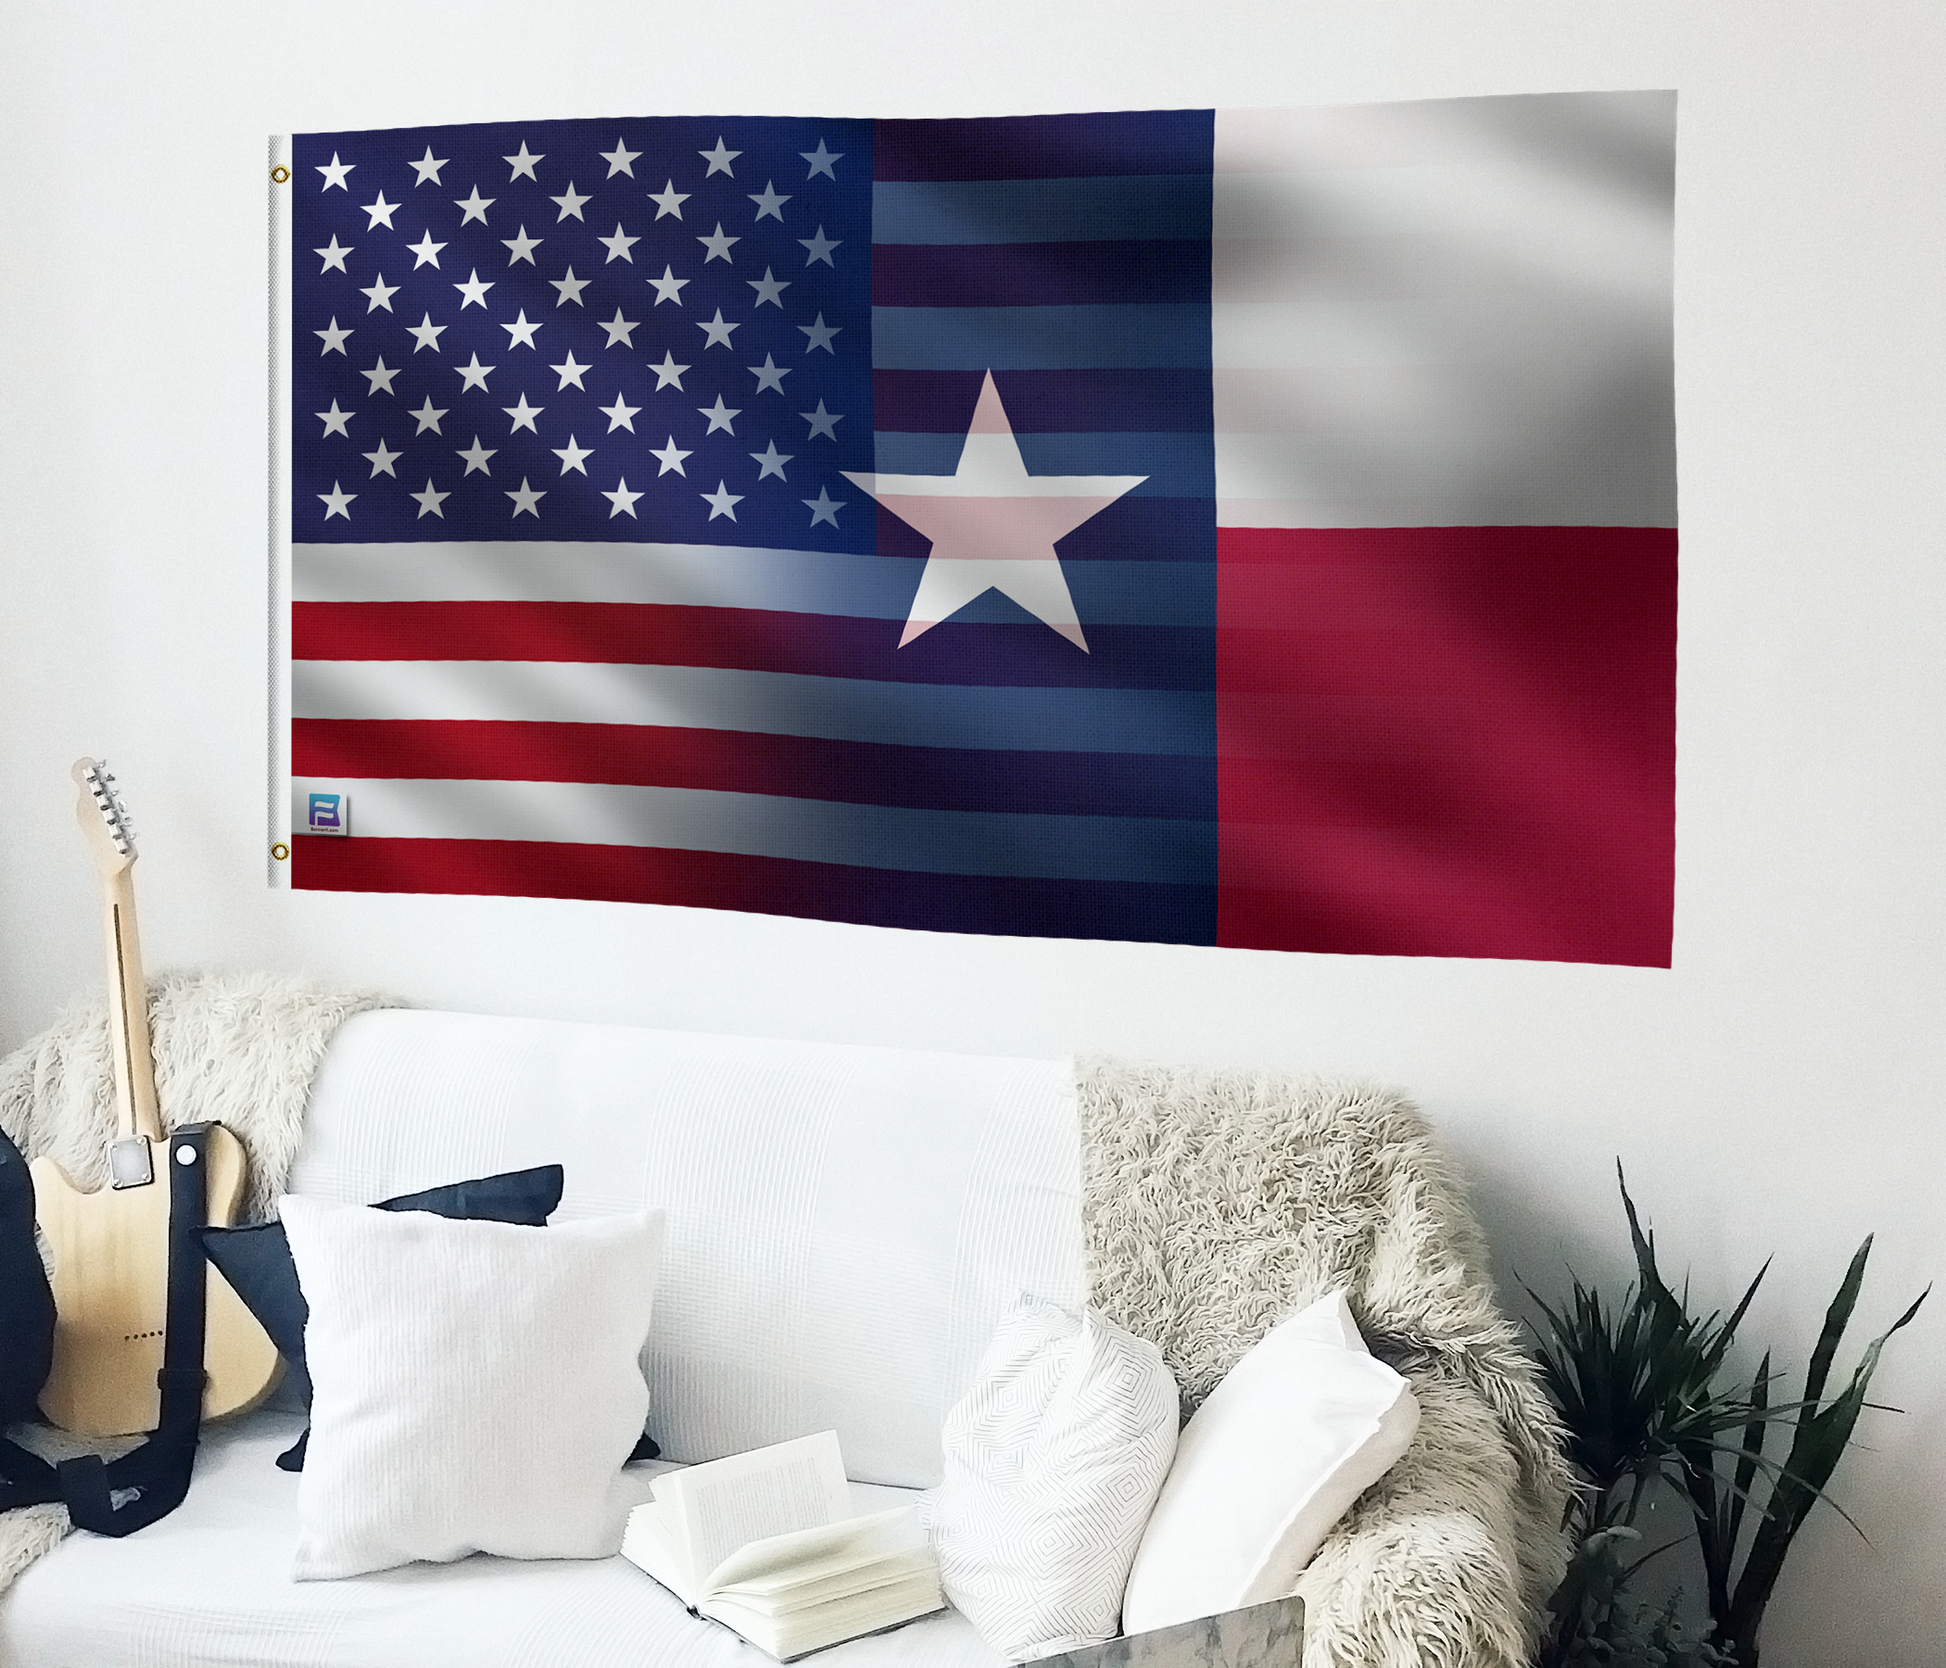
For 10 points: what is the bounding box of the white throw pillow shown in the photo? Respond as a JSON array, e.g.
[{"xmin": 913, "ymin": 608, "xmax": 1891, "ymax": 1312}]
[
  {"xmin": 1119, "ymin": 1289, "xmax": 1420, "ymax": 1635},
  {"xmin": 281, "ymin": 1193, "xmax": 666, "ymax": 1580},
  {"xmin": 932, "ymin": 1298, "xmax": 1178, "ymax": 1660}
]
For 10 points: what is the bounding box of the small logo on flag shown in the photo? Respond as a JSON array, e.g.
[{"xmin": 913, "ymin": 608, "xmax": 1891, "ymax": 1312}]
[{"xmin": 306, "ymin": 792, "xmax": 349, "ymax": 836}]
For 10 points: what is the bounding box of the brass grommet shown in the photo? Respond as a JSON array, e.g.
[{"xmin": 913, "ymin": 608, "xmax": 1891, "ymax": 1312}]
[
  {"xmin": 271, "ymin": 841, "xmax": 290, "ymax": 861},
  {"xmin": 271, "ymin": 164, "xmax": 291, "ymax": 185}
]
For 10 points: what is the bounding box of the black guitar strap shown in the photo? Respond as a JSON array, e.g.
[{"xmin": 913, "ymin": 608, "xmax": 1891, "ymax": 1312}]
[{"xmin": 51, "ymin": 1122, "xmax": 215, "ymax": 1536}]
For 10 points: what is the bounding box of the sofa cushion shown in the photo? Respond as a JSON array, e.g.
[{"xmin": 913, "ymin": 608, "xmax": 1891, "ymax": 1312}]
[
  {"xmin": 931, "ymin": 1299, "xmax": 1178, "ymax": 1659},
  {"xmin": 282, "ymin": 1195, "xmax": 664, "ymax": 1580},
  {"xmin": 287, "ymin": 1011, "xmax": 1085, "ymax": 1488},
  {"xmin": 0, "ymin": 1410, "xmax": 1004, "ymax": 1668}
]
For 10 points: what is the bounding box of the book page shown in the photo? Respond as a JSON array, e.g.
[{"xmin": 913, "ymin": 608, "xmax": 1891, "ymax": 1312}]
[
  {"xmin": 619, "ymin": 1500, "xmax": 700, "ymax": 1607},
  {"xmin": 707, "ymin": 1506, "xmax": 920, "ymax": 1596},
  {"xmin": 655, "ymin": 1431, "xmax": 851, "ymax": 1583}
]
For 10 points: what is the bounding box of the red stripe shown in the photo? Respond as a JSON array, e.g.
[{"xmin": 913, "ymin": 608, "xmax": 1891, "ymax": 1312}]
[
  {"xmin": 289, "ymin": 600, "xmax": 1200, "ymax": 690},
  {"xmin": 1216, "ymin": 526, "xmax": 1676, "ymax": 966},
  {"xmin": 291, "ymin": 719, "xmax": 1212, "ymax": 821},
  {"xmin": 288, "ymin": 836, "xmax": 1210, "ymax": 944}
]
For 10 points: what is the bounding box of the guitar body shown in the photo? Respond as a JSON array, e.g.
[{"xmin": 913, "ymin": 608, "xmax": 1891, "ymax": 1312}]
[
  {"xmin": 35, "ymin": 759, "xmax": 282, "ymax": 1438},
  {"xmin": 32, "ymin": 1127, "xmax": 282, "ymax": 1437}
]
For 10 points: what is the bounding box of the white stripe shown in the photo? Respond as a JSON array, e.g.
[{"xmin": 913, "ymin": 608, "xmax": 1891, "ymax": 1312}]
[
  {"xmin": 1211, "ymin": 95, "xmax": 1674, "ymax": 529},
  {"xmin": 289, "ymin": 777, "xmax": 1207, "ymax": 884},
  {"xmin": 290, "ymin": 660, "xmax": 1212, "ymax": 756},
  {"xmin": 294, "ymin": 540, "xmax": 901, "ymax": 614}
]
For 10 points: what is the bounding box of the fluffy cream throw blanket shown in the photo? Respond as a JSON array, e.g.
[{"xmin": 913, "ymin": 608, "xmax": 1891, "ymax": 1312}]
[
  {"xmin": 1077, "ymin": 1059, "xmax": 1574, "ymax": 1668},
  {"xmin": 0, "ymin": 970, "xmax": 395, "ymax": 1594}
]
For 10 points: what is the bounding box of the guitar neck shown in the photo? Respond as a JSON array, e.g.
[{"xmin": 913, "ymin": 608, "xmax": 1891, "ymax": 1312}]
[{"xmin": 100, "ymin": 864, "xmax": 161, "ymax": 1146}]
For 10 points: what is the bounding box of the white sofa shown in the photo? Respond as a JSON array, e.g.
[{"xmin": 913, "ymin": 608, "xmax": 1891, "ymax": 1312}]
[
  {"xmin": 1, "ymin": 1001, "xmax": 1566, "ymax": 1668},
  {"xmin": 3, "ymin": 1008, "xmax": 1082, "ymax": 1668}
]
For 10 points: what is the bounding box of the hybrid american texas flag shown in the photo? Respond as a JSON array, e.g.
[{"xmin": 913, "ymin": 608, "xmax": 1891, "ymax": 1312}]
[{"xmin": 287, "ymin": 95, "xmax": 1677, "ymax": 965}]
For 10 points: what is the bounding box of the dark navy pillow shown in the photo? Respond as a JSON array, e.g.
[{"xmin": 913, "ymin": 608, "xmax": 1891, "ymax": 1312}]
[
  {"xmin": 1, "ymin": 1128, "xmax": 59, "ymax": 1507},
  {"xmin": 0, "ymin": 1128, "xmax": 54, "ymax": 1425},
  {"xmin": 203, "ymin": 1165, "xmax": 639, "ymax": 1471}
]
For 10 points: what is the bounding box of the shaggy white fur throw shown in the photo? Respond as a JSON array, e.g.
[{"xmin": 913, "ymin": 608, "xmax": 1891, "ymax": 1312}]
[
  {"xmin": 0, "ymin": 969, "xmax": 397, "ymax": 1595},
  {"xmin": 1076, "ymin": 1058, "xmax": 1574, "ymax": 1668}
]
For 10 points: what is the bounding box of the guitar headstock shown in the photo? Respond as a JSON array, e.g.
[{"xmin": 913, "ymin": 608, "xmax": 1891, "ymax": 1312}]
[{"xmin": 72, "ymin": 757, "xmax": 138, "ymax": 876}]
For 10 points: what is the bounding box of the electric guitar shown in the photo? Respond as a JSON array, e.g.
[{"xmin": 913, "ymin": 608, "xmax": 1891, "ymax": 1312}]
[{"xmin": 31, "ymin": 758, "xmax": 281, "ymax": 1437}]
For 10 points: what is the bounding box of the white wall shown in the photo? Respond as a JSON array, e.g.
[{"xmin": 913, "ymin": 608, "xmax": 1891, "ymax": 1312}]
[{"xmin": 4, "ymin": 3, "xmax": 1943, "ymax": 1660}]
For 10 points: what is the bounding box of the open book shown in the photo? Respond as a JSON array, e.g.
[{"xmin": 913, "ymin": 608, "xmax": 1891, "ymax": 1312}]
[{"xmin": 620, "ymin": 1430, "xmax": 946, "ymax": 1661}]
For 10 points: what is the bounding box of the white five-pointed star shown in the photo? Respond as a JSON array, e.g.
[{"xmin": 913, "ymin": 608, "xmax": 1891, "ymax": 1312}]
[
  {"xmin": 362, "ymin": 356, "xmax": 400, "ymax": 395},
  {"xmin": 845, "ymin": 372, "xmax": 1144, "ymax": 650},
  {"xmin": 748, "ymin": 181, "xmax": 790, "ymax": 221},
  {"xmin": 314, "ymin": 236, "xmax": 352, "ymax": 273},
  {"xmin": 804, "ymin": 486, "xmax": 844, "ymax": 526},
  {"xmin": 651, "ymin": 437, "xmax": 691, "ymax": 475},
  {"xmin": 315, "ymin": 400, "xmax": 353, "ymax": 437},
  {"xmin": 604, "ymin": 477, "xmax": 645, "ymax": 517},
  {"xmin": 648, "ymin": 180, "xmax": 689, "ymax": 219},
  {"xmin": 363, "ymin": 439, "xmax": 401, "ymax": 477},
  {"xmin": 599, "ymin": 393, "xmax": 641, "ymax": 432},
  {"xmin": 747, "ymin": 267, "xmax": 789, "ymax": 308},
  {"xmin": 697, "ymin": 309, "xmax": 738, "ymax": 349},
  {"xmin": 598, "ymin": 222, "xmax": 639, "ymax": 263},
  {"xmin": 362, "ymin": 192, "xmax": 399, "ymax": 230},
  {"xmin": 412, "ymin": 479, "xmax": 450, "ymax": 519},
  {"xmin": 318, "ymin": 480, "xmax": 355, "ymax": 517},
  {"xmin": 503, "ymin": 394, "xmax": 544, "ymax": 433},
  {"xmin": 454, "ymin": 187, "xmax": 495, "ymax": 225},
  {"xmin": 750, "ymin": 440, "xmax": 793, "ymax": 481},
  {"xmin": 455, "ymin": 352, "xmax": 495, "ymax": 391},
  {"xmin": 551, "ymin": 352, "xmax": 591, "ymax": 390},
  {"xmin": 799, "ymin": 226, "xmax": 840, "ymax": 266},
  {"xmin": 506, "ymin": 477, "xmax": 546, "ymax": 516},
  {"xmin": 410, "ymin": 147, "xmax": 448, "ymax": 185},
  {"xmin": 502, "ymin": 225, "xmax": 542, "ymax": 265},
  {"xmin": 647, "ymin": 265, "xmax": 689, "ymax": 306},
  {"xmin": 316, "ymin": 152, "xmax": 354, "ymax": 191},
  {"xmin": 799, "ymin": 313, "xmax": 840, "ymax": 354},
  {"xmin": 551, "ymin": 182, "xmax": 591, "ymax": 222},
  {"xmin": 410, "ymin": 397, "xmax": 448, "ymax": 434},
  {"xmin": 697, "ymin": 223, "xmax": 739, "ymax": 263},
  {"xmin": 504, "ymin": 143, "xmax": 543, "ymax": 181},
  {"xmin": 454, "ymin": 268, "xmax": 494, "ymax": 308},
  {"xmin": 801, "ymin": 399, "xmax": 842, "ymax": 440},
  {"xmin": 407, "ymin": 312, "xmax": 446, "ymax": 352},
  {"xmin": 315, "ymin": 317, "xmax": 352, "ymax": 355},
  {"xmin": 551, "ymin": 266, "xmax": 590, "ymax": 306},
  {"xmin": 501, "ymin": 309, "xmax": 543, "ymax": 349},
  {"xmin": 456, "ymin": 436, "xmax": 497, "ymax": 475},
  {"xmin": 552, "ymin": 435, "xmax": 594, "ymax": 475},
  {"xmin": 598, "ymin": 308, "xmax": 639, "ymax": 348},
  {"xmin": 701, "ymin": 481, "xmax": 744, "ymax": 520},
  {"xmin": 801, "ymin": 140, "xmax": 842, "ymax": 179},
  {"xmin": 649, "ymin": 351, "xmax": 689, "ymax": 390},
  {"xmin": 407, "ymin": 230, "xmax": 447, "ymax": 268},
  {"xmin": 600, "ymin": 138, "xmax": 640, "ymax": 177},
  {"xmin": 698, "ymin": 395, "xmax": 741, "ymax": 435},
  {"xmin": 699, "ymin": 137, "xmax": 741, "ymax": 177},
  {"xmin": 748, "ymin": 354, "xmax": 789, "ymax": 394},
  {"xmin": 361, "ymin": 274, "xmax": 399, "ymax": 312}
]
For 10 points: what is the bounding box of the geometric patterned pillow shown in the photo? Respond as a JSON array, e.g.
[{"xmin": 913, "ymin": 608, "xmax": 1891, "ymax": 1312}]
[{"xmin": 932, "ymin": 1299, "xmax": 1178, "ymax": 1658}]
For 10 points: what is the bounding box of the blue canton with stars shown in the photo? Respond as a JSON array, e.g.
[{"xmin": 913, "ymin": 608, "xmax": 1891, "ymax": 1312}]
[{"xmin": 290, "ymin": 117, "xmax": 874, "ymax": 551}]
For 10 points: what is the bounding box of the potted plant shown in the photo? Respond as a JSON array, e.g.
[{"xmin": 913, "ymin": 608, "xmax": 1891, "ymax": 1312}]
[{"xmin": 1528, "ymin": 1168, "xmax": 1925, "ymax": 1668}]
